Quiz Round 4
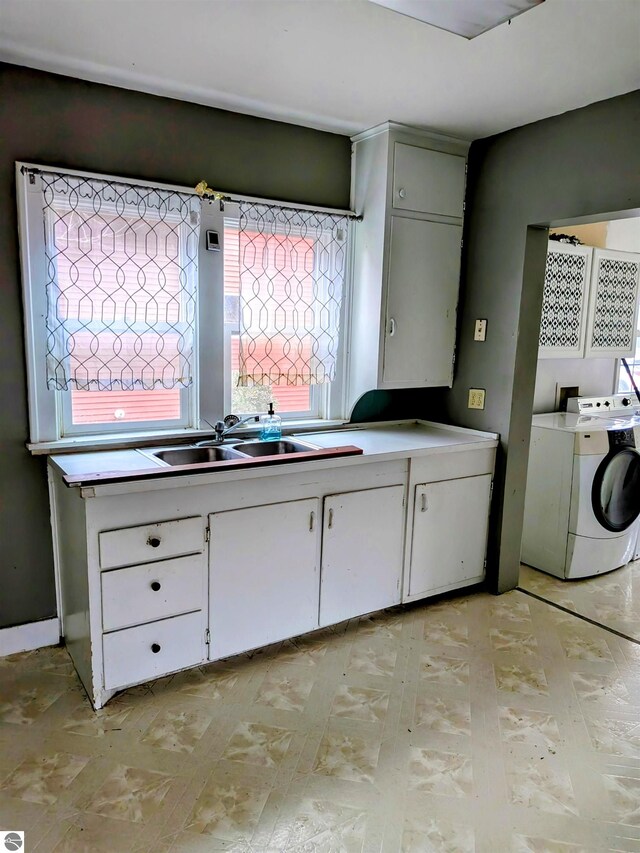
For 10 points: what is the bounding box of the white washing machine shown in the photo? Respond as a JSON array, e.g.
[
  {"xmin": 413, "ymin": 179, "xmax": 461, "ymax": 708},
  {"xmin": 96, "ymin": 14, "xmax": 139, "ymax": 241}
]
[{"xmin": 522, "ymin": 394, "xmax": 640, "ymax": 579}]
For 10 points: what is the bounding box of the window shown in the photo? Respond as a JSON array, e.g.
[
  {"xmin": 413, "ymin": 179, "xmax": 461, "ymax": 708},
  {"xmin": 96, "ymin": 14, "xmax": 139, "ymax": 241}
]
[
  {"xmin": 17, "ymin": 165, "xmax": 351, "ymax": 446},
  {"xmin": 617, "ymin": 331, "xmax": 640, "ymax": 395}
]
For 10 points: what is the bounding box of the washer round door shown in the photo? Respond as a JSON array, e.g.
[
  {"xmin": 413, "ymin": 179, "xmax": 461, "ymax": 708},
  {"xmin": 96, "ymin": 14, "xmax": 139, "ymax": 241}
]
[{"xmin": 592, "ymin": 448, "xmax": 640, "ymax": 532}]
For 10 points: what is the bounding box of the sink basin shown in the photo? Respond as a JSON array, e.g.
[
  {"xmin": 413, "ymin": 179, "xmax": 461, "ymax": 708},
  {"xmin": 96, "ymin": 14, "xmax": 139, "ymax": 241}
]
[
  {"xmin": 153, "ymin": 446, "xmax": 247, "ymax": 466},
  {"xmin": 233, "ymin": 439, "xmax": 320, "ymax": 457}
]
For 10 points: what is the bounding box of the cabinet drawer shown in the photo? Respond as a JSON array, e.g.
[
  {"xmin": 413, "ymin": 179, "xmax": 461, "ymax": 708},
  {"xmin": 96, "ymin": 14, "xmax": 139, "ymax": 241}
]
[
  {"xmin": 103, "ymin": 611, "xmax": 205, "ymax": 690},
  {"xmin": 99, "ymin": 516, "xmax": 204, "ymax": 569},
  {"xmin": 392, "ymin": 143, "xmax": 466, "ymax": 218},
  {"xmin": 101, "ymin": 555, "xmax": 204, "ymax": 632}
]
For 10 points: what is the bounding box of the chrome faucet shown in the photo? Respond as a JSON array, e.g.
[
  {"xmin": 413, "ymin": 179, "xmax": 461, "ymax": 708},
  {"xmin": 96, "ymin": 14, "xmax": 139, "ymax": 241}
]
[{"xmin": 196, "ymin": 413, "xmax": 260, "ymax": 446}]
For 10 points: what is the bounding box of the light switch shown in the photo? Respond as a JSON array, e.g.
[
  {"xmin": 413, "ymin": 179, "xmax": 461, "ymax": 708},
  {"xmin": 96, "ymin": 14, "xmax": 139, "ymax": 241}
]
[
  {"xmin": 474, "ymin": 319, "xmax": 487, "ymax": 341},
  {"xmin": 468, "ymin": 388, "xmax": 486, "ymax": 410}
]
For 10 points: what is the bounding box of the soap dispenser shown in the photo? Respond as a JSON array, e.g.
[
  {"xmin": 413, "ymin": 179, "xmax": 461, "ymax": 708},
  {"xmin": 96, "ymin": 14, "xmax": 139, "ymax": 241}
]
[{"xmin": 260, "ymin": 402, "xmax": 282, "ymax": 441}]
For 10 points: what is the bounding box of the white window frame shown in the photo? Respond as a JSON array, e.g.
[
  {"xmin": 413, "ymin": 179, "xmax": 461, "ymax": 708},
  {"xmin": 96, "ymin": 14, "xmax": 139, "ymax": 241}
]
[
  {"xmin": 17, "ymin": 163, "xmax": 202, "ymax": 443},
  {"xmin": 17, "ymin": 163, "xmax": 353, "ymax": 448},
  {"xmin": 208, "ymin": 202, "xmax": 350, "ymax": 424}
]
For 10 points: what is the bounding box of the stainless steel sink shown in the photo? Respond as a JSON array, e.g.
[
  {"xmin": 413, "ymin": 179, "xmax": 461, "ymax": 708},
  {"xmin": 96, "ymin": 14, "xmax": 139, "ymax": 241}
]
[
  {"xmin": 152, "ymin": 446, "xmax": 247, "ymax": 466},
  {"xmin": 232, "ymin": 439, "xmax": 320, "ymax": 457}
]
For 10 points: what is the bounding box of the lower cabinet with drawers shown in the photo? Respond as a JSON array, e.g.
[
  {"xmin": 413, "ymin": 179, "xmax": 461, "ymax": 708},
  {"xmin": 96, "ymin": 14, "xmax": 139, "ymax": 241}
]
[{"xmin": 50, "ymin": 444, "xmax": 495, "ymax": 709}]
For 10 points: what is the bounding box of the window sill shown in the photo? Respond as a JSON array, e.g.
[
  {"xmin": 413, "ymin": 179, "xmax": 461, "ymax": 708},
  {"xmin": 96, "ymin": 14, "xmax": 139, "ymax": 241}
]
[{"xmin": 27, "ymin": 419, "xmax": 349, "ymax": 456}]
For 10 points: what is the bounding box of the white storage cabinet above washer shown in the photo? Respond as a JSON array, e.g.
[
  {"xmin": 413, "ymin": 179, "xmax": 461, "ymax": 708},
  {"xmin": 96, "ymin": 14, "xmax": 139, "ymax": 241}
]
[{"xmin": 538, "ymin": 242, "xmax": 640, "ymax": 359}]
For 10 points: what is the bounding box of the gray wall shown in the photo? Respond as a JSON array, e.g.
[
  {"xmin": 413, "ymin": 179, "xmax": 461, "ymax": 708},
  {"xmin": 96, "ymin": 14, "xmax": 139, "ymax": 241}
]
[
  {"xmin": 533, "ymin": 358, "xmax": 617, "ymax": 414},
  {"xmin": 0, "ymin": 63, "xmax": 351, "ymax": 628},
  {"xmin": 2, "ymin": 62, "xmax": 638, "ymax": 627},
  {"xmin": 448, "ymin": 90, "xmax": 640, "ymax": 592}
]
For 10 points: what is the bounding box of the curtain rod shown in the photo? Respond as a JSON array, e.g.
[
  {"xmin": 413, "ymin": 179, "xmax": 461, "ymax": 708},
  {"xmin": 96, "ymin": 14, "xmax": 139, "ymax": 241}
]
[
  {"xmin": 199, "ymin": 192, "xmax": 361, "ymax": 222},
  {"xmin": 20, "ymin": 165, "xmax": 361, "ymax": 221},
  {"xmin": 195, "ymin": 179, "xmax": 359, "ymax": 220}
]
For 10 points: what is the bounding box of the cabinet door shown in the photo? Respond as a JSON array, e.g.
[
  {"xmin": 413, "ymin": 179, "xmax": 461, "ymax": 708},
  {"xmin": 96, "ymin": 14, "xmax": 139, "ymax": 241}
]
[
  {"xmin": 209, "ymin": 499, "xmax": 320, "ymax": 659},
  {"xmin": 585, "ymin": 249, "xmax": 640, "ymax": 358},
  {"xmin": 383, "ymin": 217, "xmax": 461, "ymax": 387},
  {"xmin": 392, "ymin": 143, "xmax": 466, "ymax": 218},
  {"xmin": 407, "ymin": 474, "xmax": 492, "ymax": 601},
  {"xmin": 319, "ymin": 485, "xmax": 405, "ymax": 627},
  {"xmin": 538, "ymin": 243, "xmax": 592, "ymax": 358}
]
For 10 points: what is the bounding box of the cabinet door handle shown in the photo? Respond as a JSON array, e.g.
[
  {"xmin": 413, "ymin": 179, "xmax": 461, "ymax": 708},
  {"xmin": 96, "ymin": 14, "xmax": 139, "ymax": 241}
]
[
  {"xmin": 151, "ymin": 643, "xmax": 161, "ymax": 654},
  {"xmin": 147, "ymin": 536, "xmax": 161, "ymax": 548},
  {"xmin": 421, "ymin": 493, "xmax": 428, "ymax": 512},
  {"xmin": 398, "ymin": 187, "xmax": 406, "ymax": 199},
  {"xmin": 150, "ymin": 581, "xmax": 161, "ymax": 592},
  {"xmin": 388, "ymin": 317, "xmax": 396, "ymax": 337},
  {"xmin": 328, "ymin": 508, "xmax": 334, "ymax": 529},
  {"xmin": 309, "ymin": 511, "xmax": 315, "ymax": 531}
]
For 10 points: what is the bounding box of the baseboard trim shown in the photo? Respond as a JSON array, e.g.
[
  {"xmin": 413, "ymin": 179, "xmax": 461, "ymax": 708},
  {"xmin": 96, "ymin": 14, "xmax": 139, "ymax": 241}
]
[{"xmin": 0, "ymin": 618, "xmax": 60, "ymax": 656}]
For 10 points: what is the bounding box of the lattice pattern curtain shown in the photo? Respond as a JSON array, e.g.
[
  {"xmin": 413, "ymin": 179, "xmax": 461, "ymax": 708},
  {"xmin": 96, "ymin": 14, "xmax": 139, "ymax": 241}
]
[
  {"xmin": 41, "ymin": 172, "xmax": 200, "ymax": 391},
  {"xmin": 236, "ymin": 201, "xmax": 349, "ymax": 387}
]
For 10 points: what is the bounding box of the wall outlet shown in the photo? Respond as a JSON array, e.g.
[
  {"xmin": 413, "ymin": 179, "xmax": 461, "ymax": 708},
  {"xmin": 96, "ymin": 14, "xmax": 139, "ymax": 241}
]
[
  {"xmin": 474, "ymin": 319, "xmax": 487, "ymax": 341},
  {"xmin": 468, "ymin": 388, "xmax": 486, "ymax": 409}
]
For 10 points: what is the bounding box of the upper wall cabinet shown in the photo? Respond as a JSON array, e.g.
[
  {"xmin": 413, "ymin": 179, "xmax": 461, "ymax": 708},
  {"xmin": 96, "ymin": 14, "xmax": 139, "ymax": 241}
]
[
  {"xmin": 347, "ymin": 123, "xmax": 469, "ymax": 415},
  {"xmin": 539, "ymin": 243, "xmax": 640, "ymax": 359},
  {"xmin": 585, "ymin": 249, "xmax": 640, "ymax": 358}
]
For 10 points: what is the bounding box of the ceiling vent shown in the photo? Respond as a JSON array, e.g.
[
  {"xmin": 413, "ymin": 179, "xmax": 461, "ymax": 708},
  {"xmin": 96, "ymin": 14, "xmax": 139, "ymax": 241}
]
[{"xmin": 368, "ymin": 0, "xmax": 545, "ymax": 39}]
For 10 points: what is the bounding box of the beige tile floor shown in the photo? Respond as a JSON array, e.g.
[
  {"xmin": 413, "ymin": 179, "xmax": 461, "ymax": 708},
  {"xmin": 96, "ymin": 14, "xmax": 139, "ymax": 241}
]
[
  {"xmin": 1, "ymin": 590, "xmax": 640, "ymax": 852},
  {"xmin": 519, "ymin": 560, "xmax": 640, "ymax": 643}
]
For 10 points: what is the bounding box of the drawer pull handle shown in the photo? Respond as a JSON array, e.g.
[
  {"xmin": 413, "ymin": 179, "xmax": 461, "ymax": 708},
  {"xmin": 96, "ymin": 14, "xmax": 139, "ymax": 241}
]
[
  {"xmin": 150, "ymin": 581, "xmax": 161, "ymax": 591},
  {"xmin": 148, "ymin": 536, "xmax": 161, "ymax": 548},
  {"xmin": 151, "ymin": 643, "xmax": 161, "ymax": 654}
]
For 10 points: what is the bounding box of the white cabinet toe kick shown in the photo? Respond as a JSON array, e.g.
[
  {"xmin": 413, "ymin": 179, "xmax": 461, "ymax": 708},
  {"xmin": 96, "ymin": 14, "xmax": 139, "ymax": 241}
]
[{"xmin": 49, "ymin": 427, "xmax": 496, "ymax": 708}]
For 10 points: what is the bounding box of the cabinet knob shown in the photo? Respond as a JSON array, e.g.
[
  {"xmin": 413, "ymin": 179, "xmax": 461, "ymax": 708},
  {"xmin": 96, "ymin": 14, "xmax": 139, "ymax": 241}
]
[
  {"xmin": 398, "ymin": 188, "xmax": 406, "ymax": 199},
  {"xmin": 151, "ymin": 643, "xmax": 161, "ymax": 654},
  {"xmin": 147, "ymin": 536, "xmax": 161, "ymax": 548},
  {"xmin": 150, "ymin": 581, "xmax": 161, "ymax": 591}
]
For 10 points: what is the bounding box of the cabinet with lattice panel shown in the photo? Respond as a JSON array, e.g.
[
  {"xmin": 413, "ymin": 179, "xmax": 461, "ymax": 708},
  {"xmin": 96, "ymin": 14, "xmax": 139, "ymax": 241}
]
[
  {"xmin": 538, "ymin": 243, "xmax": 592, "ymax": 358},
  {"xmin": 584, "ymin": 249, "xmax": 640, "ymax": 358},
  {"xmin": 539, "ymin": 243, "xmax": 640, "ymax": 359}
]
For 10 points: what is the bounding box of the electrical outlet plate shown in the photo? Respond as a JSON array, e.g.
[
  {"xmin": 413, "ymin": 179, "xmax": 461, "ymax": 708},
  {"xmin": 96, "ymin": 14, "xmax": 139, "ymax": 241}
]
[
  {"xmin": 474, "ymin": 319, "xmax": 487, "ymax": 341},
  {"xmin": 468, "ymin": 388, "xmax": 486, "ymax": 409}
]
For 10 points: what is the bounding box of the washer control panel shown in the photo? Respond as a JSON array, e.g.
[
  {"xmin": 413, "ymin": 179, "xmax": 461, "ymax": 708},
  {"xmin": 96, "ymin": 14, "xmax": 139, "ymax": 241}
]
[{"xmin": 567, "ymin": 394, "xmax": 640, "ymax": 416}]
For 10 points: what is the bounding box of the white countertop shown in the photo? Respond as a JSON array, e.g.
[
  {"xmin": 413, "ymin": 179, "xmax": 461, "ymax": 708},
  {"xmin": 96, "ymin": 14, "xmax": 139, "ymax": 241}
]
[
  {"xmin": 301, "ymin": 422, "xmax": 497, "ymax": 454},
  {"xmin": 49, "ymin": 419, "xmax": 498, "ymax": 492},
  {"xmin": 532, "ymin": 412, "xmax": 640, "ymax": 432}
]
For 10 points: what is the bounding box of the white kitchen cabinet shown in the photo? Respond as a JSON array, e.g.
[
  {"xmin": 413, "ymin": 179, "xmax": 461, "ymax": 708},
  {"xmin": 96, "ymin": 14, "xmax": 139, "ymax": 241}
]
[
  {"xmin": 103, "ymin": 611, "xmax": 205, "ymax": 690},
  {"xmin": 392, "ymin": 142, "xmax": 466, "ymax": 218},
  {"xmin": 585, "ymin": 248, "xmax": 640, "ymax": 358},
  {"xmin": 319, "ymin": 485, "xmax": 405, "ymax": 626},
  {"xmin": 538, "ymin": 243, "xmax": 592, "ymax": 358},
  {"xmin": 47, "ymin": 425, "xmax": 496, "ymax": 709},
  {"xmin": 208, "ymin": 498, "xmax": 321, "ymax": 659},
  {"xmin": 407, "ymin": 474, "xmax": 492, "ymax": 600},
  {"xmin": 538, "ymin": 243, "xmax": 640, "ymax": 359},
  {"xmin": 347, "ymin": 123, "xmax": 469, "ymax": 414},
  {"xmin": 384, "ymin": 217, "xmax": 461, "ymax": 386}
]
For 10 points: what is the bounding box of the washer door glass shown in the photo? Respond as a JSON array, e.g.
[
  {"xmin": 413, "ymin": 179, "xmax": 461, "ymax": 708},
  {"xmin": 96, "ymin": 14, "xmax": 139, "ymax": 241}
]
[{"xmin": 592, "ymin": 448, "xmax": 640, "ymax": 532}]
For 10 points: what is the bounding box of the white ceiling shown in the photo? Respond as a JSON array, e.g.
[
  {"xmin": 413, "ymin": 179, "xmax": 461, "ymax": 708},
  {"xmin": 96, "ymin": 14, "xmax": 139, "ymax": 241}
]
[{"xmin": 1, "ymin": 0, "xmax": 638, "ymax": 140}]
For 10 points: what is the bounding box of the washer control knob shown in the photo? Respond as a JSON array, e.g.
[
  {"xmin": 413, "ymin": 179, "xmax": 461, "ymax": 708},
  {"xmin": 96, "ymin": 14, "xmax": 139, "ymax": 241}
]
[{"xmin": 622, "ymin": 397, "xmax": 631, "ymax": 406}]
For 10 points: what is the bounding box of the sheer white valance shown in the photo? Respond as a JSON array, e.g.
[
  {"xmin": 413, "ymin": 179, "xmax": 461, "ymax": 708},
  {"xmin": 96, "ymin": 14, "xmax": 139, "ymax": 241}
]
[
  {"xmin": 235, "ymin": 201, "xmax": 349, "ymax": 387},
  {"xmin": 41, "ymin": 171, "xmax": 200, "ymax": 391}
]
